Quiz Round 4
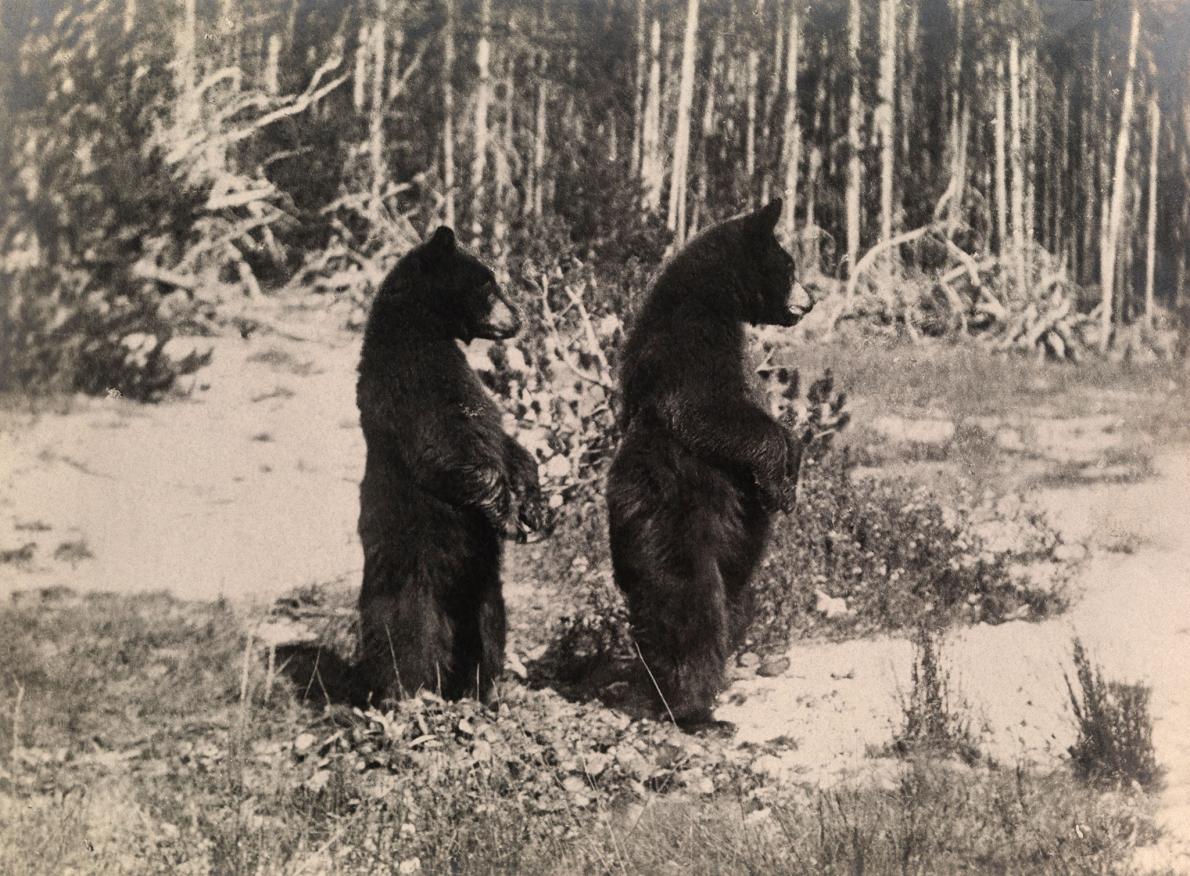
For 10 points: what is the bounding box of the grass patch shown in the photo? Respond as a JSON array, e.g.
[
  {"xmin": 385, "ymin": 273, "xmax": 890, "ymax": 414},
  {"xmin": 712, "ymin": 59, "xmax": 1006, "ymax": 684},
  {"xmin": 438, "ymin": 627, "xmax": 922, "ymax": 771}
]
[
  {"xmin": 1066, "ymin": 638, "xmax": 1162, "ymax": 790},
  {"xmin": 0, "ymin": 543, "xmax": 37, "ymax": 565},
  {"xmin": 52, "ymin": 540, "xmax": 93, "ymax": 565},
  {"xmin": 0, "ymin": 591, "xmax": 1164, "ymax": 874}
]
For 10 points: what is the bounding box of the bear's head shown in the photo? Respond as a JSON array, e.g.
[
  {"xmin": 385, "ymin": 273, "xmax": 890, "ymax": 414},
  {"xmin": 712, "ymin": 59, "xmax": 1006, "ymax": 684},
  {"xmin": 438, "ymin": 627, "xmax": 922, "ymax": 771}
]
[
  {"xmin": 731, "ymin": 198, "xmax": 814, "ymax": 328},
  {"xmin": 396, "ymin": 225, "xmax": 521, "ymax": 342}
]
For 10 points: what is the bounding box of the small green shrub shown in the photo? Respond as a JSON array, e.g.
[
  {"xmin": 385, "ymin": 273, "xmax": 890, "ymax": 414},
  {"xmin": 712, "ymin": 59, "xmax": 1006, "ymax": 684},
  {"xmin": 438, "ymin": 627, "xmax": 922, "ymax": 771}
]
[
  {"xmin": 1065, "ymin": 638, "xmax": 1161, "ymax": 789},
  {"xmin": 888, "ymin": 626, "xmax": 981, "ymax": 765},
  {"xmin": 752, "ymin": 449, "xmax": 1059, "ymax": 650}
]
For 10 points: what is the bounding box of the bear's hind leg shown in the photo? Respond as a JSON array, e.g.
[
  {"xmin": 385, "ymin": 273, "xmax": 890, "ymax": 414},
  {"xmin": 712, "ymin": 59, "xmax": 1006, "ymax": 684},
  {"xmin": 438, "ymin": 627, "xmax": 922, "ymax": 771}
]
[
  {"xmin": 628, "ymin": 554, "xmax": 730, "ymax": 726},
  {"xmin": 440, "ymin": 565, "xmax": 505, "ymax": 702},
  {"xmin": 358, "ymin": 550, "xmax": 454, "ymax": 702},
  {"xmin": 474, "ymin": 574, "xmax": 506, "ymax": 702},
  {"xmin": 720, "ymin": 506, "xmax": 773, "ymax": 650}
]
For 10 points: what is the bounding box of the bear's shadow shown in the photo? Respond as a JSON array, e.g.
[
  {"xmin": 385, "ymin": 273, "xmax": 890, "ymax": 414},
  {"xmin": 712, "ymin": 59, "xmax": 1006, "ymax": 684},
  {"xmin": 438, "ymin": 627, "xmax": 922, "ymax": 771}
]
[{"xmin": 274, "ymin": 643, "xmax": 371, "ymax": 709}]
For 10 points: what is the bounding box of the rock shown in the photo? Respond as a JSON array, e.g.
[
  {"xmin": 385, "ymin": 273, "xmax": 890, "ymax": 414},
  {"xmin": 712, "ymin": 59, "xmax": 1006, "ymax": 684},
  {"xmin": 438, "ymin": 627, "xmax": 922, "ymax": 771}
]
[
  {"xmin": 758, "ymin": 656, "xmax": 791, "ymax": 677},
  {"xmin": 161, "ymin": 336, "xmax": 213, "ymax": 364},
  {"xmin": 677, "ymin": 768, "xmax": 714, "ymax": 795},
  {"xmin": 814, "ymin": 589, "xmax": 853, "ymax": 620},
  {"xmin": 751, "ymin": 754, "xmax": 785, "ymax": 779},
  {"xmin": 254, "ymin": 618, "xmax": 317, "ymax": 648},
  {"xmin": 736, "ymin": 651, "xmax": 761, "ymax": 668},
  {"xmin": 1053, "ymin": 542, "xmax": 1088, "ymax": 563}
]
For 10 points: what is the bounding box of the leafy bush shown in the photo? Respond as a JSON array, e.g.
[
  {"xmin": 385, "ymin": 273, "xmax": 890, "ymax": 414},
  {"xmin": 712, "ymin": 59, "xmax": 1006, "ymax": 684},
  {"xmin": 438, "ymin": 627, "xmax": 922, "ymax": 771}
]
[
  {"xmin": 0, "ymin": 266, "xmax": 211, "ymax": 401},
  {"xmin": 1065, "ymin": 638, "xmax": 1161, "ymax": 789},
  {"xmin": 0, "ymin": 0, "xmax": 212, "ymax": 400},
  {"xmin": 751, "ymin": 448, "xmax": 1065, "ymax": 651}
]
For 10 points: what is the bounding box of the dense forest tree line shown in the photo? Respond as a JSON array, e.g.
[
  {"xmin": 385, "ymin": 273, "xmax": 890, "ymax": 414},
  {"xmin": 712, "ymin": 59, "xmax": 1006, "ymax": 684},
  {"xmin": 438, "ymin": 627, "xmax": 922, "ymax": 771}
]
[{"xmin": 2, "ymin": 0, "xmax": 1189, "ymax": 380}]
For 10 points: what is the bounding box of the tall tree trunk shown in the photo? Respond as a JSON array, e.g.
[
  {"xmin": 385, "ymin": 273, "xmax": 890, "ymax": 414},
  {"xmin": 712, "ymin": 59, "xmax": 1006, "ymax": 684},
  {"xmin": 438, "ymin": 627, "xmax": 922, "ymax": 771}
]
[
  {"xmin": 761, "ymin": 0, "xmax": 784, "ymax": 205},
  {"xmin": 1082, "ymin": 29, "xmax": 1101, "ymax": 283},
  {"xmin": 264, "ymin": 34, "xmax": 282, "ymax": 95},
  {"xmin": 806, "ymin": 54, "xmax": 827, "ymax": 270},
  {"xmin": 945, "ymin": 0, "xmax": 965, "ymax": 230},
  {"xmin": 692, "ymin": 33, "xmax": 723, "ymax": 235},
  {"xmin": 780, "ymin": 0, "xmax": 801, "ymax": 243},
  {"xmin": 1041, "ymin": 94, "xmax": 1053, "ymax": 253},
  {"xmin": 219, "ymin": 0, "xmax": 239, "ymax": 73},
  {"xmin": 877, "ymin": 0, "xmax": 896, "ymax": 249},
  {"xmin": 471, "ymin": 0, "xmax": 492, "ymax": 240},
  {"xmin": 631, "ymin": 0, "xmax": 647, "ymax": 177},
  {"xmin": 386, "ymin": 27, "xmax": 403, "ymax": 101},
  {"xmin": 1055, "ymin": 75, "xmax": 1069, "ymax": 261},
  {"xmin": 369, "ymin": 0, "xmax": 388, "ymax": 213},
  {"xmin": 494, "ymin": 49, "xmax": 515, "ymax": 246},
  {"xmin": 175, "ymin": 0, "xmax": 198, "ymax": 132},
  {"xmin": 532, "ymin": 56, "xmax": 547, "ymax": 218},
  {"xmin": 1009, "ymin": 38, "xmax": 1026, "ymax": 294},
  {"xmin": 844, "ymin": 0, "xmax": 862, "ymax": 279},
  {"xmin": 1100, "ymin": 0, "xmax": 1140, "ymax": 352},
  {"xmin": 898, "ymin": 0, "xmax": 917, "ymax": 172},
  {"xmin": 745, "ymin": 47, "xmax": 759, "ymax": 199},
  {"xmin": 993, "ymin": 57, "xmax": 1008, "ymax": 256},
  {"xmin": 442, "ymin": 0, "xmax": 456, "ymax": 227},
  {"xmin": 806, "ymin": 146, "xmax": 821, "ymax": 268},
  {"xmin": 1024, "ymin": 49, "xmax": 1037, "ymax": 249},
  {"xmin": 641, "ymin": 18, "xmax": 663, "ymax": 211},
  {"xmin": 353, "ymin": 25, "xmax": 368, "ymax": 111},
  {"xmin": 1144, "ymin": 91, "xmax": 1159, "ymax": 330},
  {"xmin": 667, "ymin": 0, "xmax": 699, "ymax": 243}
]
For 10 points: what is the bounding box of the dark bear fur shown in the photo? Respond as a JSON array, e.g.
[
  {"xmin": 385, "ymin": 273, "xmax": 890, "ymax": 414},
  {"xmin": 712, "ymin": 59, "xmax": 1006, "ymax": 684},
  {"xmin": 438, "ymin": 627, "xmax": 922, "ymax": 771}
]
[
  {"xmin": 606, "ymin": 199, "xmax": 811, "ymax": 726},
  {"xmin": 356, "ymin": 226, "xmax": 551, "ymax": 703}
]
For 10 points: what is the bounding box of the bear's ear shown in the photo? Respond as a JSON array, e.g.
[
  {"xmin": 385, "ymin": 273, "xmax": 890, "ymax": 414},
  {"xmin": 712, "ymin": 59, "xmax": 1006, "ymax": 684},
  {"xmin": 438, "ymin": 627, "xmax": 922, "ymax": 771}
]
[
  {"xmin": 423, "ymin": 225, "xmax": 457, "ymax": 261},
  {"xmin": 750, "ymin": 198, "xmax": 783, "ymax": 235}
]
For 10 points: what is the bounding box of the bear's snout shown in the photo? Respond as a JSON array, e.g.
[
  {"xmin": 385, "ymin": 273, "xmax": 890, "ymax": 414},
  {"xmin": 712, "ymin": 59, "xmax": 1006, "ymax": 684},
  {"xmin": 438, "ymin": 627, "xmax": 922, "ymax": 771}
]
[{"xmin": 477, "ymin": 284, "xmax": 522, "ymax": 340}]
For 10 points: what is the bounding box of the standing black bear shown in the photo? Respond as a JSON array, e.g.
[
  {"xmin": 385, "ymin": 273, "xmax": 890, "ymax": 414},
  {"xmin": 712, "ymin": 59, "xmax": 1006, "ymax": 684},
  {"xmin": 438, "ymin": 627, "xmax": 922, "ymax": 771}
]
[
  {"xmin": 607, "ymin": 198, "xmax": 812, "ymax": 725},
  {"xmin": 356, "ymin": 226, "xmax": 551, "ymax": 703}
]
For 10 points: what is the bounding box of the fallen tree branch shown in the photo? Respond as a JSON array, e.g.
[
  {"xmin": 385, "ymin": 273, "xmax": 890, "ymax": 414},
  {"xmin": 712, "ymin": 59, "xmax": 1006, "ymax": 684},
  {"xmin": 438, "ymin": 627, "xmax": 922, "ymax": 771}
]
[
  {"xmin": 845, "ymin": 224, "xmax": 939, "ymax": 298},
  {"xmin": 132, "ymin": 263, "xmax": 196, "ymax": 291},
  {"xmin": 535, "ymin": 274, "xmax": 615, "ymax": 391},
  {"xmin": 562, "ymin": 281, "xmax": 613, "ymax": 379}
]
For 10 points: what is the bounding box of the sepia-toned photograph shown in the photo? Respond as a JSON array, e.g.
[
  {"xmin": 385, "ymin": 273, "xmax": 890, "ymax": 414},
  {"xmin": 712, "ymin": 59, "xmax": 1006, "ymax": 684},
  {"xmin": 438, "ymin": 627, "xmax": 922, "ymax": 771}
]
[{"xmin": 1, "ymin": 0, "xmax": 1188, "ymax": 871}]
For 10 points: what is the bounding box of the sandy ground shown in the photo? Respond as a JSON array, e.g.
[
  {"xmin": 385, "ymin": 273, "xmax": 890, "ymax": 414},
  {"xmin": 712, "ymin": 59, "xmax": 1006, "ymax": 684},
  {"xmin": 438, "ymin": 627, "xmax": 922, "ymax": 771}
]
[
  {"xmin": 1, "ymin": 308, "xmax": 1187, "ymax": 867},
  {"xmin": 720, "ymin": 448, "xmax": 1190, "ymax": 869}
]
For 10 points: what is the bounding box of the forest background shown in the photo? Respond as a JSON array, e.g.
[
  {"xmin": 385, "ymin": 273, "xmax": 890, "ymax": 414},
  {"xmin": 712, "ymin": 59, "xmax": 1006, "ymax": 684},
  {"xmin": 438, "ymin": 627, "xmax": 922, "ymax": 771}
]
[{"xmin": 2, "ymin": 0, "xmax": 1190, "ymax": 400}]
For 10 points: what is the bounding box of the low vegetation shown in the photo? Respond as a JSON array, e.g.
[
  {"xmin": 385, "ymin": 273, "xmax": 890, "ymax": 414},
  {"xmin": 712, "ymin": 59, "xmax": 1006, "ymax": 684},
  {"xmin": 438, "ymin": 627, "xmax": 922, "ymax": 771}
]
[
  {"xmin": 886, "ymin": 626, "xmax": 982, "ymax": 766},
  {"xmin": 1066, "ymin": 638, "xmax": 1162, "ymax": 791},
  {"xmin": 0, "ymin": 591, "xmax": 1164, "ymax": 874}
]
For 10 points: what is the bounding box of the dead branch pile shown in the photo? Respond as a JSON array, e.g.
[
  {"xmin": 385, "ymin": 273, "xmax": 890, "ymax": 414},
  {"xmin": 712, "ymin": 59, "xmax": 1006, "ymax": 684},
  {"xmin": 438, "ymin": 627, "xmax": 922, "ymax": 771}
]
[{"xmin": 827, "ymin": 225, "xmax": 1179, "ymax": 363}]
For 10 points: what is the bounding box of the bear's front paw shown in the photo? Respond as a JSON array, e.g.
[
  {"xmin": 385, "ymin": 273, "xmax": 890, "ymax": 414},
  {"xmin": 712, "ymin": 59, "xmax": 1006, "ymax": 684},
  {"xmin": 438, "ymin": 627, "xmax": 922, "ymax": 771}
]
[
  {"xmin": 501, "ymin": 484, "xmax": 557, "ymax": 544},
  {"xmin": 756, "ymin": 426, "xmax": 804, "ymax": 514},
  {"xmin": 772, "ymin": 428, "xmax": 806, "ymax": 514},
  {"xmin": 474, "ymin": 467, "xmax": 513, "ymax": 528}
]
